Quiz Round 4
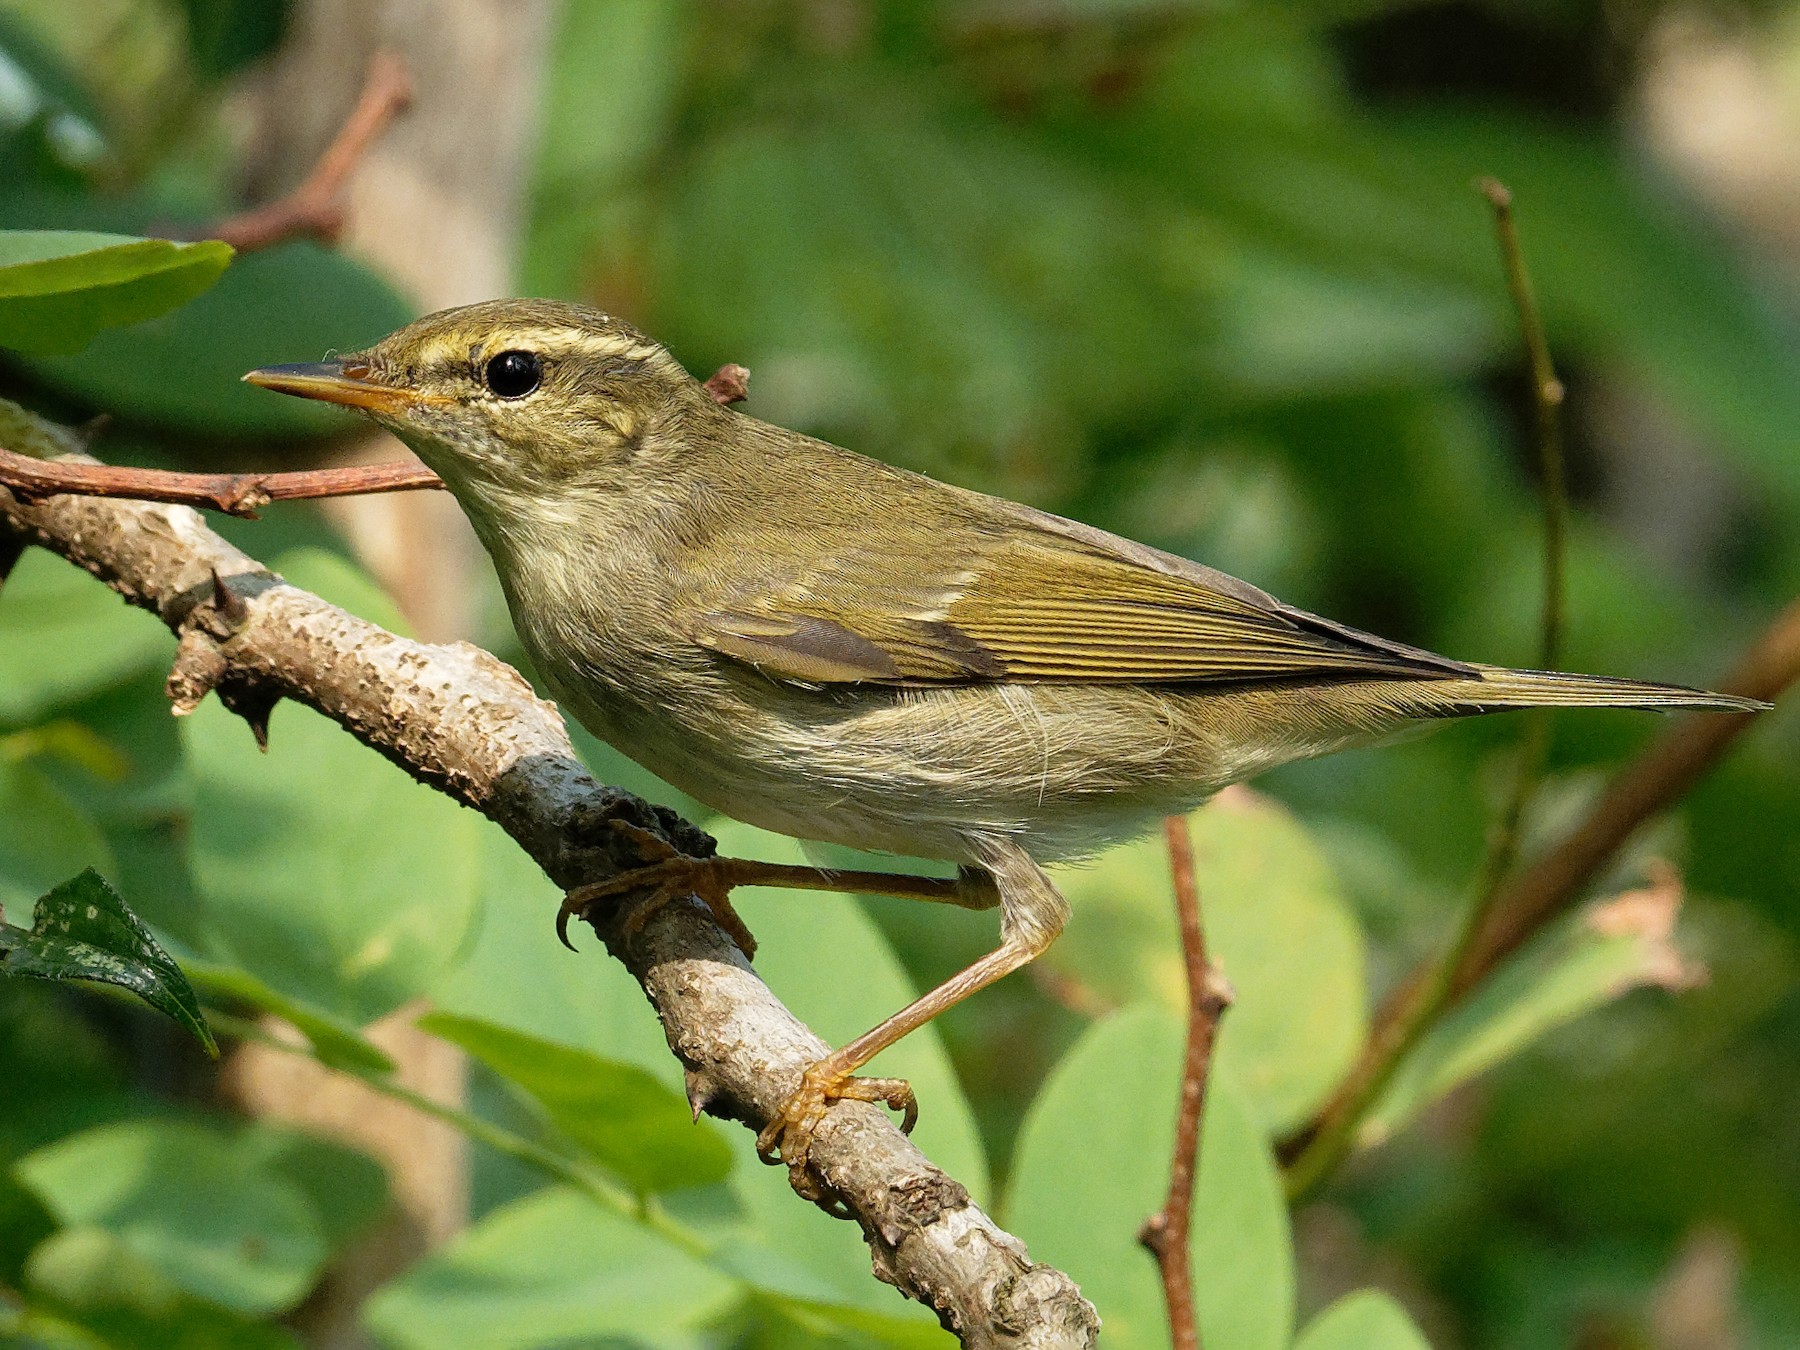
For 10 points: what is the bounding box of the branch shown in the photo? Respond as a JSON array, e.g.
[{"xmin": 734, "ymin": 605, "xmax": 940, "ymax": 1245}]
[
  {"xmin": 0, "ymin": 366, "xmax": 750, "ymax": 518},
  {"xmin": 0, "ymin": 438, "xmax": 1097, "ymax": 1348},
  {"xmin": 1138, "ymin": 817, "xmax": 1232, "ymax": 1350},
  {"xmin": 211, "ymin": 52, "xmax": 414, "ymax": 253}
]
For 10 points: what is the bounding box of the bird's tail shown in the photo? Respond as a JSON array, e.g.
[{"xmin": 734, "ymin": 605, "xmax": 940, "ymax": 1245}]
[{"xmin": 1411, "ymin": 664, "xmax": 1769, "ymax": 716}]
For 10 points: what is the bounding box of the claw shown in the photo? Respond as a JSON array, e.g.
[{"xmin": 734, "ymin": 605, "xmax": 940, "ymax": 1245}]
[
  {"xmin": 756, "ymin": 1060, "xmax": 918, "ymax": 1189},
  {"xmin": 556, "ymin": 849, "xmax": 759, "ymax": 958}
]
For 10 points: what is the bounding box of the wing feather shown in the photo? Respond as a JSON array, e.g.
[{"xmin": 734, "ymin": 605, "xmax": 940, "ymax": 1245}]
[{"xmin": 689, "ymin": 499, "xmax": 1471, "ymax": 688}]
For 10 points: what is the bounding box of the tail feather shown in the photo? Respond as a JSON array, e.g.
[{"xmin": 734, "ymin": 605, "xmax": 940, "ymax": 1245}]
[{"xmin": 1414, "ymin": 665, "xmax": 1769, "ymax": 716}]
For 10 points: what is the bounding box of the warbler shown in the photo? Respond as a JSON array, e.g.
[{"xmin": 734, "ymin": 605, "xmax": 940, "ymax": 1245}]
[{"xmin": 246, "ymin": 299, "xmax": 1762, "ymax": 1178}]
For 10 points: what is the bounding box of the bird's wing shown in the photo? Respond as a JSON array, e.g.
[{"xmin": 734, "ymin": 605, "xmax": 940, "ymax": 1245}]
[{"xmin": 689, "ymin": 497, "xmax": 1473, "ymax": 688}]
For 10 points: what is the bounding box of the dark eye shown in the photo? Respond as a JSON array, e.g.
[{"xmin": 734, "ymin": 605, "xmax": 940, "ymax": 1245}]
[{"xmin": 484, "ymin": 350, "xmax": 542, "ymax": 398}]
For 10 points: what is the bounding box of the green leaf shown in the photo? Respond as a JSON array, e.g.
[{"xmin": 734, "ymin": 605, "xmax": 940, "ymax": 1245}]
[
  {"xmin": 0, "ymin": 544, "xmax": 175, "ymax": 726},
  {"xmin": 13, "ymin": 1120, "xmax": 329, "ymax": 1314},
  {"xmin": 1361, "ymin": 875, "xmax": 1697, "ymax": 1150},
  {"xmin": 0, "ymin": 870, "xmax": 213, "ymax": 1055},
  {"xmin": 23, "ymin": 1227, "xmax": 304, "ymax": 1349},
  {"xmin": 180, "ymin": 550, "xmax": 482, "ymax": 1026},
  {"xmin": 184, "ymin": 960, "xmax": 394, "ymax": 1074},
  {"xmin": 0, "ymin": 755, "xmax": 113, "ymax": 912},
  {"xmin": 420, "ymin": 1011, "xmax": 733, "ymax": 1195},
  {"xmin": 1006, "ymin": 1006, "xmax": 1294, "ymax": 1350},
  {"xmin": 1046, "ymin": 789, "xmax": 1367, "ymax": 1133},
  {"xmin": 361, "ymin": 1185, "xmax": 739, "ymax": 1350},
  {"xmin": 16, "ymin": 240, "xmax": 412, "ymax": 435},
  {"xmin": 1294, "ymin": 1290, "xmax": 1432, "ymax": 1350},
  {"xmin": 0, "ymin": 231, "xmax": 232, "ymax": 354}
]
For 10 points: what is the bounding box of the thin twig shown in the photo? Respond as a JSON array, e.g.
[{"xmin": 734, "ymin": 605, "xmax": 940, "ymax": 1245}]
[
  {"xmin": 0, "ymin": 365, "xmax": 751, "ymax": 517},
  {"xmin": 1279, "ymin": 179, "xmax": 1778, "ymax": 1200},
  {"xmin": 211, "ymin": 53, "xmax": 414, "ymax": 253},
  {"xmin": 0, "ymin": 448, "xmax": 444, "ymax": 518},
  {"xmin": 1139, "ymin": 816, "xmax": 1233, "ymax": 1350},
  {"xmin": 1283, "ymin": 599, "xmax": 1799, "ymax": 1193}
]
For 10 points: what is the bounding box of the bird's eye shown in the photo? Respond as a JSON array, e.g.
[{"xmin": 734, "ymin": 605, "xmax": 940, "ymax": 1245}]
[{"xmin": 484, "ymin": 350, "xmax": 542, "ymax": 398}]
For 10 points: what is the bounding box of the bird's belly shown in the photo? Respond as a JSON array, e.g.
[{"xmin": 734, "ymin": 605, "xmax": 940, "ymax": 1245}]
[{"xmin": 545, "ymin": 663, "xmax": 1262, "ymax": 865}]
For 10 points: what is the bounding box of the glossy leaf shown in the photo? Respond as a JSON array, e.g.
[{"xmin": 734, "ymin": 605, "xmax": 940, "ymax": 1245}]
[
  {"xmin": 1294, "ymin": 1290, "xmax": 1432, "ymax": 1350},
  {"xmin": 1006, "ymin": 1005, "xmax": 1294, "ymax": 1350},
  {"xmin": 13, "ymin": 1120, "xmax": 328, "ymax": 1314},
  {"xmin": 0, "ymin": 231, "xmax": 231, "ymax": 354},
  {"xmin": 1047, "ymin": 789, "xmax": 1367, "ymax": 1133},
  {"xmin": 0, "ymin": 869, "xmax": 213, "ymax": 1054},
  {"xmin": 361, "ymin": 1185, "xmax": 739, "ymax": 1350},
  {"xmin": 419, "ymin": 1010, "xmax": 733, "ymax": 1195}
]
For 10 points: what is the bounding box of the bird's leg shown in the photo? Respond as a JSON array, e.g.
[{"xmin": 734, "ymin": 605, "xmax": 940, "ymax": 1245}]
[
  {"xmin": 557, "ymin": 819, "xmax": 997, "ymax": 960},
  {"xmin": 756, "ymin": 836, "xmax": 1068, "ymax": 1200}
]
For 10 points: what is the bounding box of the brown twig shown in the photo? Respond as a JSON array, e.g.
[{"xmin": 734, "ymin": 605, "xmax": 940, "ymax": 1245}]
[
  {"xmin": 0, "ymin": 448, "xmax": 444, "ymax": 518},
  {"xmin": 1280, "ymin": 181, "xmax": 1787, "ymax": 1199},
  {"xmin": 0, "ymin": 416, "xmax": 1098, "ymax": 1347},
  {"xmin": 0, "ymin": 365, "xmax": 752, "ymax": 517},
  {"xmin": 212, "ymin": 52, "xmax": 414, "ymax": 253},
  {"xmin": 1282, "ymin": 598, "xmax": 1797, "ymax": 1191},
  {"xmin": 1139, "ymin": 816, "xmax": 1233, "ymax": 1350}
]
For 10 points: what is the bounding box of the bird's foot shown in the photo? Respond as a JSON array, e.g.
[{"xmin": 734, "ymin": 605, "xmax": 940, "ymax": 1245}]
[
  {"xmin": 557, "ymin": 820, "xmax": 758, "ymax": 958},
  {"xmin": 755, "ymin": 1058, "xmax": 917, "ymax": 1198}
]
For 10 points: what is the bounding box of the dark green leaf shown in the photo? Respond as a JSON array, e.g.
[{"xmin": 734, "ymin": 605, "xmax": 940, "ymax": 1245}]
[
  {"xmin": 16, "ymin": 241, "xmax": 412, "ymax": 435},
  {"xmin": 0, "ymin": 870, "xmax": 213, "ymax": 1055},
  {"xmin": 0, "ymin": 231, "xmax": 232, "ymax": 355},
  {"xmin": 175, "ymin": 0, "xmax": 292, "ymax": 80}
]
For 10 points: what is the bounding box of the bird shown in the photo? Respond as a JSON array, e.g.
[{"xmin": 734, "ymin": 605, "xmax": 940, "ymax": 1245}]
[{"xmin": 245, "ymin": 298, "xmax": 1764, "ymax": 1185}]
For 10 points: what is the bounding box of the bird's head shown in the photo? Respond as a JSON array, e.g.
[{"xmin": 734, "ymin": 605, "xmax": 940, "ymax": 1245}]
[{"xmin": 245, "ymin": 299, "xmax": 712, "ymax": 503}]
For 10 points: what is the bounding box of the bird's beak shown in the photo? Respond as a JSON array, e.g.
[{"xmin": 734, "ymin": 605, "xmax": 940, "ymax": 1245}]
[{"xmin": 242, "ymin": 360, "xmax": 427, "ymax": 415}]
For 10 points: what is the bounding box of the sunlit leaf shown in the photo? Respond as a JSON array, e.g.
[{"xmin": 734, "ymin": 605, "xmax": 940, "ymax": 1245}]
[
  {"xmin": 1047, "ymin": 789, "xmax": 1367, "ymax": 1133},
  {"xmin": 420, "ymin": 1011, "xmax": 733, "ymax": 1195},
  {"xmin": 0, "ymin": 869, "xmax": 212, "ymax": 1054},
  {"xmin": 1006, "ymin": 1005, "xmax": 1294, "ymax": 1350},
  {"xmin": 0, "ymin": 545, "xmax": 175, "ymax": 726},
  {"xmin": 180, "ymin": 551, "xmax": 482, "ymax": 1025},
  {"xmin": 13, "ymin": 1120, "xmax": 328, "ymax": 1314},
  {"xmin": 1361, "ymin": 871, "xmax": 1699, "ymax": 1149},
  {"xmin": 0, "ymin": 231, "xmax": 231, "ymax": 354},
  {"xmin": 1294, "ymin": 1290, "xmax": 1432, "ymax": 1350},
  {"xmin": 361, "ymin": 1186, "xmax": 739, "ymax": 1350}
]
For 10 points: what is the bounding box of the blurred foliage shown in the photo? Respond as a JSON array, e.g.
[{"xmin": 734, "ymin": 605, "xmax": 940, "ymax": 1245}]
[{"xmin": 2, "ymin": 0, "xmax": 1799, "ymax": 1347}]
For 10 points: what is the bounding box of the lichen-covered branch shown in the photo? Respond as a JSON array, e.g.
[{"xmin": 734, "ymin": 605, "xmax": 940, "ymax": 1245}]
[{"xmin": 0, "ymin": 441, "xmax": 1097, "ymax": 1349}]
